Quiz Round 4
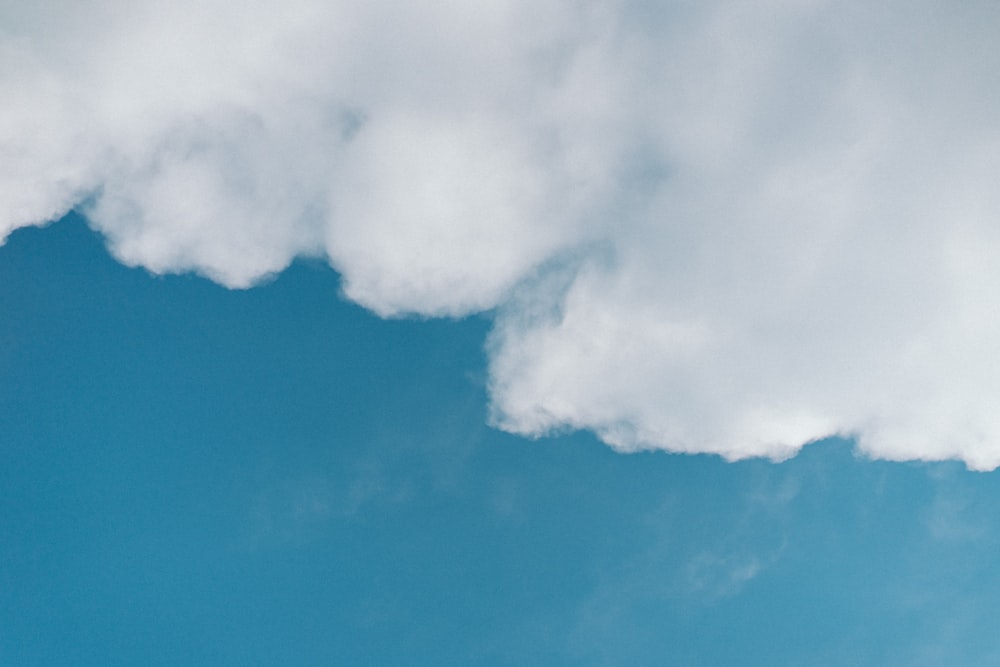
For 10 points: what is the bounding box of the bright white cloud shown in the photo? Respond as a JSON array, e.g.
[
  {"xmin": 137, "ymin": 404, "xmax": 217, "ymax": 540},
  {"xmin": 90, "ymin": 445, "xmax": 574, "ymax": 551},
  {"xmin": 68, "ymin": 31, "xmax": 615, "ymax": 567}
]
[{"xmin": 3, "ymin": 0, "xmax": 1000, "ymax": 467}]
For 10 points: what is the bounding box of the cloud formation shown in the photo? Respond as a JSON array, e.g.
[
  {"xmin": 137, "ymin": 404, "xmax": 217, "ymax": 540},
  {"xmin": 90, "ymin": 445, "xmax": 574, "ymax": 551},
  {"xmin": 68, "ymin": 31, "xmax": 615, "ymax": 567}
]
[{"xmin": 4, "ymin": 0, "xmax": 1000, "ymax": 467}]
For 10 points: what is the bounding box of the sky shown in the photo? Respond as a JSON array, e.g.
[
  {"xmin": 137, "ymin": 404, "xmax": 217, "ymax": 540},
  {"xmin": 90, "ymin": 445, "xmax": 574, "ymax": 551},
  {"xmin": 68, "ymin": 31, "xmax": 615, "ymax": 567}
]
[
  {"xmin": 4, "ymin": 0, "xmax": 1000, "ymax": 664},
  {"xmin": 6, "ymin": 216, "xmax": 1000, "ymax": 667}
]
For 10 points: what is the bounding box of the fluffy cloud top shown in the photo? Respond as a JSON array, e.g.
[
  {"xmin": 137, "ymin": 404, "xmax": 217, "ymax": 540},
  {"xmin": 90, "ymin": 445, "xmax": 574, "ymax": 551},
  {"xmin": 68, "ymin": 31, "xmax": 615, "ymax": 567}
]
[{"xmin": 4, "ymin": 0, "xmax": 1000, "ymax": 467}]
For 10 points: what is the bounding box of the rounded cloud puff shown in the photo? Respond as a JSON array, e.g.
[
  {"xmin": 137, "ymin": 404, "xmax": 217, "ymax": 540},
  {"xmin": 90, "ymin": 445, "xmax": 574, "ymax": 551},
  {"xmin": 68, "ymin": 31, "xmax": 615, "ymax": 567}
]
[{"xmin": 3, "ymin": 0, "xmax": 1000, "ymax": 467}]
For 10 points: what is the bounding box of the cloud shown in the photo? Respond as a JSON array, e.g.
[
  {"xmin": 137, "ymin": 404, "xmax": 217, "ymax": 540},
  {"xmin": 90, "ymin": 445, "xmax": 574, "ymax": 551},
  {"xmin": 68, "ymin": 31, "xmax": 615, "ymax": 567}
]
[{"xmin": 4, "ymin": 0, "xmax": 1000, "ymax": 467}]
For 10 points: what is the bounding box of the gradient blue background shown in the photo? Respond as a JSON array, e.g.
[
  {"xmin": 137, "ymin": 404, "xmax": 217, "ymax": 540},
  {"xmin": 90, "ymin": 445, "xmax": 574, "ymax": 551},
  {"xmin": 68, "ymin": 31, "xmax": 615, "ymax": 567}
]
[{"xmin": 2, "ymin": 215, "xmax": 999, "ymax": 665}]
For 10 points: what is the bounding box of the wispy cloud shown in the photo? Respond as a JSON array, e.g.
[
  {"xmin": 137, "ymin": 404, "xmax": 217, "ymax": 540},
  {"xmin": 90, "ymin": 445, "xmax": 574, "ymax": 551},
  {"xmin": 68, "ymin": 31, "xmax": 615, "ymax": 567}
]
[{"xmin": 568, "ymin": 471, "xmax": 793, "ymax": 661}]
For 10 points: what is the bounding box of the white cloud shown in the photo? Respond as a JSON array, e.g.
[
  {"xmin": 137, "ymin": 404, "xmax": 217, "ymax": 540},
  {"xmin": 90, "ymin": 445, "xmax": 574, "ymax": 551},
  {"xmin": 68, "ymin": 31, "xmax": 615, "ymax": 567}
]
[{"xmin": 3, "ymin": 0, "xmax": 1000, "ymax": 466}]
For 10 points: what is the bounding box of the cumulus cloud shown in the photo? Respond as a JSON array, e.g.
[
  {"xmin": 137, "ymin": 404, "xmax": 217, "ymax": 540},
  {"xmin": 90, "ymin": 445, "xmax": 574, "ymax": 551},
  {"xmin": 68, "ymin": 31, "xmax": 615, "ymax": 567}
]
[{"xmin": 4, "ymin": 0, "xmax": 1000, "ymax": 467}]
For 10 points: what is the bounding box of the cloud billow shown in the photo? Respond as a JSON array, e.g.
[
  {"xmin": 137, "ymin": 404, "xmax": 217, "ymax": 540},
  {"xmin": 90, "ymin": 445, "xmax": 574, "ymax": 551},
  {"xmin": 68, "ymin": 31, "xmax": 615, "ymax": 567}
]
[{"xmin": 4, "ymin": 0, "xmax": 1000, "ymax": 467}]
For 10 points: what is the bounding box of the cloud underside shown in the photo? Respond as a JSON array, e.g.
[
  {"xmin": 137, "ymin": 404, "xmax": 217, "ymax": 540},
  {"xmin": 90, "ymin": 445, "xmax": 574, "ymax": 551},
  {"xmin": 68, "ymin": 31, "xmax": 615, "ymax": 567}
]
[{"xmin": 4, "ymin": 0, "xmax": 1000, "ymax": 468}]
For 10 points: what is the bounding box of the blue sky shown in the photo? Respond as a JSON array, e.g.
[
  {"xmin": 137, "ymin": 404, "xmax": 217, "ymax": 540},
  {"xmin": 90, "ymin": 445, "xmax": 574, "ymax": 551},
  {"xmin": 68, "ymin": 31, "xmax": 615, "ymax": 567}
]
[
  {"xmin": 5, "ymin": 1, "xmax": 1000, "ymax": 664},
  {"xmin": 4, "ymin": 216, "xmax": 1000, "ymax": 666}
]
